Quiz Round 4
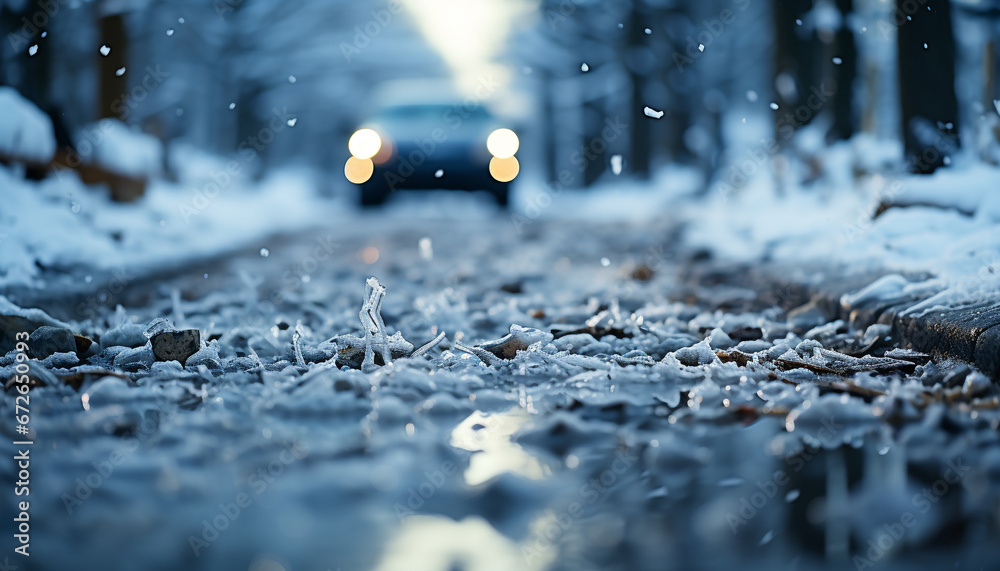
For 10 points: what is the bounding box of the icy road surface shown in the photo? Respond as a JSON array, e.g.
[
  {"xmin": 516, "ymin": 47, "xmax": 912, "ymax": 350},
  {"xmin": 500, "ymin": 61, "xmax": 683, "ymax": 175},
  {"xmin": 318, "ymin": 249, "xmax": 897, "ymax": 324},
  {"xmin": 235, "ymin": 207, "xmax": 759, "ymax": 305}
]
[{"xmin": 2, "ymin": 210, "xmax": 999, "ymax": 571}]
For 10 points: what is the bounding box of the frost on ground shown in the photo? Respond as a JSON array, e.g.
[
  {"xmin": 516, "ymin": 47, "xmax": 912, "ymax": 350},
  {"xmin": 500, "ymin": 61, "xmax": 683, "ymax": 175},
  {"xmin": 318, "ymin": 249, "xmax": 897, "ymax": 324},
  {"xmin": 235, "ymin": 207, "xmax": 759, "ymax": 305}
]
[
  {"xmin": 687, "ymin": 129, "xmax": 1000, "ymax": 318},
  {"xmin": 1, "ymin": 219, "xmax": 998, "ymax": 571}
]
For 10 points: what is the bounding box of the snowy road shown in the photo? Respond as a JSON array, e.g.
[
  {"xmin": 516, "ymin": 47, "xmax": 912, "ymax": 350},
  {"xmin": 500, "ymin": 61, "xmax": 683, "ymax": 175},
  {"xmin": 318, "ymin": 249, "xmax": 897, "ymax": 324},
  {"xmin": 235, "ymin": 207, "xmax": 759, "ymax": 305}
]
[{"xmin": 2, "ymin": 209, "xmax": 999, "ymax": 571}]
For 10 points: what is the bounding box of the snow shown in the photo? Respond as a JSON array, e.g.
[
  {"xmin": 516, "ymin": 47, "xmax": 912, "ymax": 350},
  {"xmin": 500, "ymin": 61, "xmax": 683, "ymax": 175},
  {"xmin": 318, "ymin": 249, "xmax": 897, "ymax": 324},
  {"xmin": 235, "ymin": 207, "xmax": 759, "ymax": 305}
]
[
  {"xmin": 0, "ymin": 162, "xmax": 336, "ymax": 287},
  {"xmin": 686, "ymin": 123, "xmax": 1000, "ymax": 316},
  {"xmin": 643, "ymin": 106, "xmax": 664, "ymax": 119},
  {"xmin": 0, "ymin": 86, "xmax": 57, "ymax": 163},
  {"xmin": 77, "ymin": 118, "xmax": 163, "ymax": 178}
]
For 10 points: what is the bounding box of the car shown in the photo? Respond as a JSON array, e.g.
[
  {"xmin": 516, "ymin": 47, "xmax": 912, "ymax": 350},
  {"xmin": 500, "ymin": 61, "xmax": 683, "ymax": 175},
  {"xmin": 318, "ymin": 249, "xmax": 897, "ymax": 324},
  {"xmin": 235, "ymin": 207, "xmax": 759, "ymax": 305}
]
[{"xmin": 343, "ymin": 100, "xmax": 519, "ymax": 207}]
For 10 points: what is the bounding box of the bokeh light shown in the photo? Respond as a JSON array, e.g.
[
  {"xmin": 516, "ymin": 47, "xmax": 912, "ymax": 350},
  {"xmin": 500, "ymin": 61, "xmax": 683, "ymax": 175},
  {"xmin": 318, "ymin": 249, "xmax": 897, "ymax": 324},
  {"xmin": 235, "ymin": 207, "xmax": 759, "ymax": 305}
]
[
  {"xmin": 345, "ymin": 156, "xmax": 374, "ymax": 184},
  {"xmin": 489, "ymin": 156, "xmax": 519, "ymax": 182},
  {"xmin": 486, "ymin": 128, "xmax": 519, "ymax": 158},
  {"xmin": 349, "ymin": 129, "xmax": 382, "ymax": 159}
]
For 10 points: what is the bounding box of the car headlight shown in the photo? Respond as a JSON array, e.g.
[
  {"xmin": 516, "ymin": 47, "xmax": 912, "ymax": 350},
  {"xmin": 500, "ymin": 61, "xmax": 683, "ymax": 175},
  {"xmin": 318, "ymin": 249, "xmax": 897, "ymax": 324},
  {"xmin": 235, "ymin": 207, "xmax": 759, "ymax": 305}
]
[
  {"xmin": 489, "ymin": 156, "xmax": 519, "ymax": 182},
  {"xmin": 487, "ymin": 128, "xmax": 518, "ymax": 159},
  {"xmin": 344, "ymin": 156, "xmax": 374, "ymax": 184},
  {"xmin": 349, "ymin": 128, "xmax": 381, "ymax": 159}
]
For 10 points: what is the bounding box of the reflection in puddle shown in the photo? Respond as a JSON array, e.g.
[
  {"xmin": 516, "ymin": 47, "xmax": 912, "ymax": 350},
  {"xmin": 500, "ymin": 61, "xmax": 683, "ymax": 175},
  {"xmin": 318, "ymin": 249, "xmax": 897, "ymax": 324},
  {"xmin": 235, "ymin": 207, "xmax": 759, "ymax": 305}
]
[
  {"xmin": 373, "ymin": 515, "xmax": 552, "ymax": 571},
  {"xmin": 450, "ymin": 408, "xmax": 550, "ymax": 486}
]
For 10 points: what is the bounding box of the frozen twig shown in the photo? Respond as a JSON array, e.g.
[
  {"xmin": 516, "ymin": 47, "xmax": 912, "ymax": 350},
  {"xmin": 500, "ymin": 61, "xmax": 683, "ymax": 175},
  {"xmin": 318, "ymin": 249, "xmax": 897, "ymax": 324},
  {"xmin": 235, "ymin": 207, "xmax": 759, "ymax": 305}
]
[
  {"xmin": 293, "ymin": 321, "xmax": 306, "ymax": 367},
  {"xmin": 453, "ymin": 341, "xmax": 504, "ymax": 367},
  {"xmin": 411, "ymin": 331, "xmax": 447, "ymax": 359},
  {"xmin": 360, "ymin": 277, "xmax": 392, "ymax": 372}
]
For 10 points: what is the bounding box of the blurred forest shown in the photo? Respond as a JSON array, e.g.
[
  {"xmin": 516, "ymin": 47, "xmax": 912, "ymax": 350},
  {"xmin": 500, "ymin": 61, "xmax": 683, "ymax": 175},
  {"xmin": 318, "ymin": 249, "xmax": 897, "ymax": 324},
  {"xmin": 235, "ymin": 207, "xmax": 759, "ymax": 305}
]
[
  {"xmin": 521, "ymin": 0, "xmax": 1000, "ymax": 188},
  {"xmin": 2, "ymin": 0, "xmax": 999, "ymax": 195}
]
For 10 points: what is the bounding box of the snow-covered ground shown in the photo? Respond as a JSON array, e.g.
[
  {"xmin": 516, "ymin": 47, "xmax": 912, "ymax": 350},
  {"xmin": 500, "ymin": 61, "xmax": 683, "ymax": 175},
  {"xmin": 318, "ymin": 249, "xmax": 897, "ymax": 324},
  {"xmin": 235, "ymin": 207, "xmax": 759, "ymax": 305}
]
[
  {"xmin": 0, "ymin": 163, "xmax": 337, "ymax": 288},
  {"xmin": 2, "ymin": 205, "xmax": 999, "ymax": 571},
  {"xmin": 687, "ymin": 132, "xmax": 1000, "ymax": 316},
  {"xmin": 3, "ymin": 99, "xmax": 1000, "ymax": 571}
]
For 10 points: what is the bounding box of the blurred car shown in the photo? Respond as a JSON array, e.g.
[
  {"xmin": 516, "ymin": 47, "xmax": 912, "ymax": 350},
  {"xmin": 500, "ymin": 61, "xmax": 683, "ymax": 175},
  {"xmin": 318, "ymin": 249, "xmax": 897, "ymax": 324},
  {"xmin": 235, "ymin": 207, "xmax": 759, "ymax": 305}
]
[{"xmin": 343, "ymin": 100, "xmax": 519, "ymax": 207}]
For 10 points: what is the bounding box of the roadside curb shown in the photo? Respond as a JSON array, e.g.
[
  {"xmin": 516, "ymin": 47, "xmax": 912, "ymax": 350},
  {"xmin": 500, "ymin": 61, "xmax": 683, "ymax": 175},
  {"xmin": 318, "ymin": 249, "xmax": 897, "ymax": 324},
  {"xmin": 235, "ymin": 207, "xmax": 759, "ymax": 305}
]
[{"xmin": 748, "ymin": 264, "xmax": 1000, "ymax": 381}]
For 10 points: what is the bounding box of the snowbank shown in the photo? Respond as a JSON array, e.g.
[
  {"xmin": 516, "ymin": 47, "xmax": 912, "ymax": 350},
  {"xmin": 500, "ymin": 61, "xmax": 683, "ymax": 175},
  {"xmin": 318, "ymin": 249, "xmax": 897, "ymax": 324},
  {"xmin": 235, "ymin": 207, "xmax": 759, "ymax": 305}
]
[
  {"xmin": 686, "ymin": 133, "xmax": 1000, "ymax": 311},
  {"xmin": 0, "ymin": 86, "xmax": 56, "ymax": 163},
  {"xmin": 76, "ymin": 118, "xmax": 163, "ymax": 177},
  {"xmin": 0, "ymin": 164, "xmax": 336, "ymax": 287}
]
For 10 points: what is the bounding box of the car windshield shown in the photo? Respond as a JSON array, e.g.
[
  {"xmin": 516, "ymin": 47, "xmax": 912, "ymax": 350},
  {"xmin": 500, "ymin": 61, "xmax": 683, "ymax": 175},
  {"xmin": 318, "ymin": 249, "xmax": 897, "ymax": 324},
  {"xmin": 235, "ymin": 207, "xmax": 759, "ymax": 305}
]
[{"xmin": 377, "ymin": 104, "xmax": 491, "ymax": 123}]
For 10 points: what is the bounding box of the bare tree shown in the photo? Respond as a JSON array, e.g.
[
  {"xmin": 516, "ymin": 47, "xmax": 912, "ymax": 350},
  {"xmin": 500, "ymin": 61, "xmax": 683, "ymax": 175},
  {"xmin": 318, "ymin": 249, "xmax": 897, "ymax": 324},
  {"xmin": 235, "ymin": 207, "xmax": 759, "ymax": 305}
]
[{"xmin": 896, "ymin": 0, "xmax": 959, "ymax": 173}]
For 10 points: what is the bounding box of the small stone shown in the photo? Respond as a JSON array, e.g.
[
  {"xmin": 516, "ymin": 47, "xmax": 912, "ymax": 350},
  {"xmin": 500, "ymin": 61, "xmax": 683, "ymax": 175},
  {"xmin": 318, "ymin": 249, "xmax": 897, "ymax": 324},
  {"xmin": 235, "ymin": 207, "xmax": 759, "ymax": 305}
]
[
  {"xmin": 631, "ymin": 265, "xmax": 654, "ymax": 281},
  {"xmin": 151, "ymin": 330, "xmax": 201, "ymax": 365},
  {"xmin": 74, "ymin": 334, "xmax": 94, "ymax": 355},
  {"xmin": 28, "ymin": 326, "xmax": 77, "ymax": 359},
  {"xmin": 333, "ymin": 378, "xmax": 356, "ymax": 393},
  {"xmin": 0, "ymin": 297, "xmax": 71, "ymax": 353},
  {"xmin": 478, "ymin": 324, "xmax": 554, "ymax": 359}
]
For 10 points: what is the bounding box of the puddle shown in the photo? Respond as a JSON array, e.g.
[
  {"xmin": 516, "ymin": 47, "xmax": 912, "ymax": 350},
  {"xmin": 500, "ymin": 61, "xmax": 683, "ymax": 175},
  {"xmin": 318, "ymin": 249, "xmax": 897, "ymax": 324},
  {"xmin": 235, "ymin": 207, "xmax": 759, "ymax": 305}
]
[
  {"xmin": 450, "ymin": 408, "xmax": 550, "ymax": 486},
  {"xmin": 373, "ymin": 515, "xmax": 551, "ymax": 571}
]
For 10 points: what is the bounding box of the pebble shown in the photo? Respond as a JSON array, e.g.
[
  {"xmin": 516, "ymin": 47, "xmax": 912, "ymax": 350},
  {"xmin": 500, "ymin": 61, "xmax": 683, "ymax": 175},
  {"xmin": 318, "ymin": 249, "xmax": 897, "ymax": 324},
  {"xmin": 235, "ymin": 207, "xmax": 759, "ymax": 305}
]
[
  {"xmin": 28, "ymin": 326, "xmax": 77, "ymax": 358},
  {"xmin": 151, "ymin": 330, "xmax": 201, "ymax": 365}
]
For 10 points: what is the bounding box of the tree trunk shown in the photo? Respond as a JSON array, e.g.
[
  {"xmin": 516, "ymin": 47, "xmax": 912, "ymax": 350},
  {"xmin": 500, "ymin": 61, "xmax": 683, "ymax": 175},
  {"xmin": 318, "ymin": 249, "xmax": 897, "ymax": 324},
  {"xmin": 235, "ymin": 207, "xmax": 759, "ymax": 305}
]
[
  {"xmin": 539, "ymin": 67, "xmax": 558, "ymax": 184},
  {"xmin": 582, "ymin": 100, "xmax": 606, "ymax": 186},
  {"xmin": 896, "ymin": 0, "xmax": 959, "ymax": 173},
  {"xmin": 98, "ymin": 12, "xmax": 129, "ymax": 120},
  {"xmin": 828, "ymin": 0, "xmax": 857, "ymax": 141},
  {"xmin": 627, "ymin": 0, "xmax": 651, "ymax": 179},
  {"xmin": 772, "ymin": 0, "xmax": 821, "ymax": 139}
]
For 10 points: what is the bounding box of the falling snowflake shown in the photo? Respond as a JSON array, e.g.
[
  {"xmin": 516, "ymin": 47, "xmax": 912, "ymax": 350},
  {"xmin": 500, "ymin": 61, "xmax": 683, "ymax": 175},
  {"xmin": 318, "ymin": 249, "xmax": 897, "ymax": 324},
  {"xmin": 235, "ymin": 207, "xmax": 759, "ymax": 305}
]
[
  {"xmin": 643, "ymin": 106, "xmax": 664, "ymax": 119},
  {"xmin": 610, "ymin": 154, "xmax": 622, "ymax": 175}
]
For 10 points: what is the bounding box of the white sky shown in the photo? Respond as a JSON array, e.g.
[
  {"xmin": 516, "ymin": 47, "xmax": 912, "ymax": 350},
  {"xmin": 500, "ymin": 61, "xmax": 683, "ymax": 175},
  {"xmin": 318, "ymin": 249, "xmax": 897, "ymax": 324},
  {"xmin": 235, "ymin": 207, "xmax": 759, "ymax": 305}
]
[{"xmin": 401, "ymin": 0, "xmax": 532, "ymax": 96}]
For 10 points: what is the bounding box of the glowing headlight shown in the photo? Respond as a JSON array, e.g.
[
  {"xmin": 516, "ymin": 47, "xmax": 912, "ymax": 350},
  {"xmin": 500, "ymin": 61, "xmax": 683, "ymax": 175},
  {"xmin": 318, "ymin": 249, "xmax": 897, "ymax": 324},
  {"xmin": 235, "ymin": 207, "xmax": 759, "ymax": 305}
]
[
  {"xmin": 487, "ymin": 128, "xmax": 519, "ymax": 159},
  {"xmin": 349, "ymin": 129, "xmax": 381, "ymax": 159},
  {"xmin": 344, "ymin": 156, "xmax": 374, "ymax": 184},
  {"xmin": 489, "ymin": 156, "xmax": 519, "ymax": 182}
]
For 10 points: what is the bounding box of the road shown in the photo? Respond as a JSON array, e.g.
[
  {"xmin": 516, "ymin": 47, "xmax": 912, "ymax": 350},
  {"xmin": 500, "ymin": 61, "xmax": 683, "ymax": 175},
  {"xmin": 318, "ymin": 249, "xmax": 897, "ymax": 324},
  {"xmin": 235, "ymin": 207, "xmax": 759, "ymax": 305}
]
[{"xmin": 2, "ymin": 208, "xmax": 999, "ymax": 571}]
